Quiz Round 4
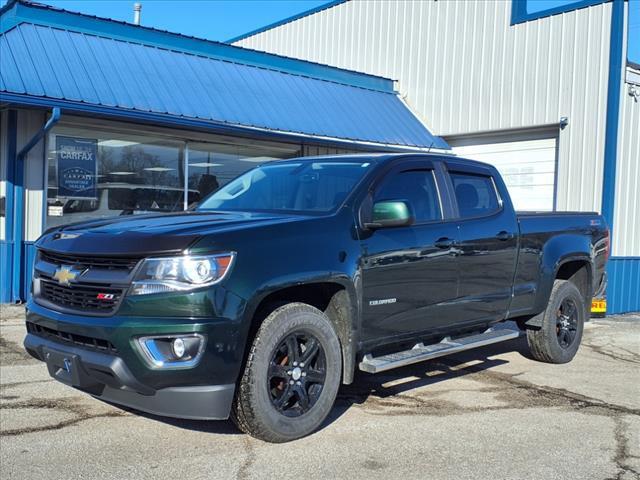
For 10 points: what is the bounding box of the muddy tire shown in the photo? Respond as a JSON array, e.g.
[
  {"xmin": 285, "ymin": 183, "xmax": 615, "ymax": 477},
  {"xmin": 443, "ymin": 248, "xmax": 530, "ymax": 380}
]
[
  {"xmin": 231, "ymin": 303, "xmax": 342, "ymax": 443},
  {"xmin": 527, "ymin": 280, "xmax": 585, "ymax": 364}
]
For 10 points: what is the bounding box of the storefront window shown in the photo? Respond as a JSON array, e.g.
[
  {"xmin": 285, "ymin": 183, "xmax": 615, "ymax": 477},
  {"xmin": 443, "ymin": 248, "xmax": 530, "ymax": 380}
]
[
  {"xmin": 45, "ymin": 124, "xmax": 300, "ymax": 228},
  {"xmin": 46, "ymin": 127, "xmax": 184, "ymax": 228}
]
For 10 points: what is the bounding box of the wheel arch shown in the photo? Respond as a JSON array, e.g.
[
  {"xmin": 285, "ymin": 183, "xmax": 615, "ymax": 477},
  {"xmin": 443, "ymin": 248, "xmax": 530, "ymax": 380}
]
[
  {"xmin": 525, "ymin": 255, "xmax": 593, "ymax": 328},
  {"xmin": 242, "ymin": 276, "xmax": 360, "ymax": 385},
  {"xmin": 554, "ymin": 257, "xmax": 593, "ymax": 303}
]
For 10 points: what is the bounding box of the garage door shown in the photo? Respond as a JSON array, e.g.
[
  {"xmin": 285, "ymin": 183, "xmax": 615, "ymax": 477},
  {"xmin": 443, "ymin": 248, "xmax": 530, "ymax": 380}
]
[{"xmin": 446, "ymin": 130, "xmax": 558, "ymax": 211}]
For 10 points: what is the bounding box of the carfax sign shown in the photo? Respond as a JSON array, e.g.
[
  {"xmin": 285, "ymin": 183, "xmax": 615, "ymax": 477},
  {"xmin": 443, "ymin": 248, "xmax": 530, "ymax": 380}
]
[{"xmin": 56, "ymin": 136, "xmax": 97, "ymax": 199}]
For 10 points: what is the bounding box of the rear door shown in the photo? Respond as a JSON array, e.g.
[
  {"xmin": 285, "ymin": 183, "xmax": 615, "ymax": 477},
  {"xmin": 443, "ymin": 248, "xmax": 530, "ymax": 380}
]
[
  {"xmin": 444, "ymin": 160, "xmax": 519, "ymax": 324},
  {"xmin": 360, "ymin": 159, "xmax": 460, "ymax": 344}
]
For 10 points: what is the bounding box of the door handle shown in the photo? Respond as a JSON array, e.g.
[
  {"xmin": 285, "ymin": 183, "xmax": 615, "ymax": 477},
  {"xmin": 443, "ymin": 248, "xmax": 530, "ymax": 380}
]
[
  {"xmin": 435, "ymin": 237, "xmax": 455, "ymax": 249},
  {"xmin": 496, "ymin": 231, "xmax": 514, "ymax": 241}
]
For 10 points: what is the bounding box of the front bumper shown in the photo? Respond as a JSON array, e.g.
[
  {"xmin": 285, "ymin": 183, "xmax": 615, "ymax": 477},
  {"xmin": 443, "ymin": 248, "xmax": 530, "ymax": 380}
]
[
  {"xmin": 24, "ymin": 333, "xmax": 235, "ymax": 420},
  {"xmin": 24, "ymin": 300, "xmax": 247, "ymax": 420}
]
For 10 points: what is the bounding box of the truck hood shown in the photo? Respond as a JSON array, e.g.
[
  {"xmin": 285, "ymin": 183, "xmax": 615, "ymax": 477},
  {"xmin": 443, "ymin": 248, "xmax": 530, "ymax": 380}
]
[{"xmin": 36, "ymin": 211, "xmax": 309, "ymax": 256}]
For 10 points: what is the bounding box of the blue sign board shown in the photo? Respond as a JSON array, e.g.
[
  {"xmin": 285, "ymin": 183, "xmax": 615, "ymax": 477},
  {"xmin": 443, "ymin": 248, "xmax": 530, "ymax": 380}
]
[{"xmin": 56, "ymin": 136, "xmax": 97, "ymax": 199}]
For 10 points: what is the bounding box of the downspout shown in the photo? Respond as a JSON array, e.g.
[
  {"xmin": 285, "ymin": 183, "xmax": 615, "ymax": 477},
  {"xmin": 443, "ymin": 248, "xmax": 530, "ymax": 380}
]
[{"xmin": 10, "ymin": 107, "xmax": 61, "ymax": 302}]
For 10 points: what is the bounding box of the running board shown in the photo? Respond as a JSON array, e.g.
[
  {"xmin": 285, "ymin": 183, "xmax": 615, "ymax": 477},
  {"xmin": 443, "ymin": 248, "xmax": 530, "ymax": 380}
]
[{"xmin": 359, "ymin": 327, "xmax": 520, "ymax": 374}]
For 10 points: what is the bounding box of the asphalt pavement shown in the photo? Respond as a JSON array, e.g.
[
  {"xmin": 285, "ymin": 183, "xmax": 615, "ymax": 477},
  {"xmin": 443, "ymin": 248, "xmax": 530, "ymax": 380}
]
[{"xmin": 1, "ymin": 304, "xmax": 639, "ymax": 480}]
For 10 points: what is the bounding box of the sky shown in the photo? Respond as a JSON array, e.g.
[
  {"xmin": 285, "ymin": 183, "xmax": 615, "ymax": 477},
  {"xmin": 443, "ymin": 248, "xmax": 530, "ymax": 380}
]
[{"xmin": 1, "ymin": 0, "xmax": 331, "ymax": 42}]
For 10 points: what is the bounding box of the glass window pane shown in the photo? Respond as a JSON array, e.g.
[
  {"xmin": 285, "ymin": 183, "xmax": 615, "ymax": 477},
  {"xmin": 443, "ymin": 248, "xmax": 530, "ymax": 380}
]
[
  {"xmin": 450, "ymin": 172, "xmax": 500, "ymax": 218},
  {"xmin": 46, "ymin": 127, "xmax": 183, "ymax": 228},
  {"xmin": 198, "ymin": 161, "xmax": 371, "ymax": 213},
  {"xmin": 374, "ymin": 170, "xmax": 441, "ymax": 223}
]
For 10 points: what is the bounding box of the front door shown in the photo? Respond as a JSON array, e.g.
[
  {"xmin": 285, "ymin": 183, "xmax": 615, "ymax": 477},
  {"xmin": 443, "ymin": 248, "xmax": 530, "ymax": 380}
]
[{"xmin": 360, "ymin": 161, "xmax": 459, "ymax": 344}]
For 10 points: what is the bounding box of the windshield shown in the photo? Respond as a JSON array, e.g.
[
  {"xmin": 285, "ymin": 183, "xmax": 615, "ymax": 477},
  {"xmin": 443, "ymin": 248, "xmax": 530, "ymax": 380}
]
[{"xmin": 197, "ymin": 161, "xmax": 372, "ymax": 213}]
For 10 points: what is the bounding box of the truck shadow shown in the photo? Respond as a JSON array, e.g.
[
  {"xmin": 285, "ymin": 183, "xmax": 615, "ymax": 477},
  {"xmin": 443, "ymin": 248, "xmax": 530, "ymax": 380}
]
[
  {"xmin": 128, "ymin": 336, "xmax": 531, "ymax": 436},
  {"xmin": 323, "ymin": 335, "xmax": 532, "ymax": 428}
]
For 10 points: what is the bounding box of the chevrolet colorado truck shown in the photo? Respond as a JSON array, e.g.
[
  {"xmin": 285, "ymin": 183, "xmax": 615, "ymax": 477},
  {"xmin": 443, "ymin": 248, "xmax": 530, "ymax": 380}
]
[{"xmin": 25, "ymin": 153, "xmax": 608, "ymax": 442}]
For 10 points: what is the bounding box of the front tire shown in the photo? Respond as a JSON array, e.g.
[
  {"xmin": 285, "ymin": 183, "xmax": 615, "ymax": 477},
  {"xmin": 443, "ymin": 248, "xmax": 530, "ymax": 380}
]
[
  {"xmin": 526, "ymin": 280, "xmax": 585, "ymax": 364},
  {"xmin": 231, "ymin": 303, "xmax": 342, "ymax": 443}
]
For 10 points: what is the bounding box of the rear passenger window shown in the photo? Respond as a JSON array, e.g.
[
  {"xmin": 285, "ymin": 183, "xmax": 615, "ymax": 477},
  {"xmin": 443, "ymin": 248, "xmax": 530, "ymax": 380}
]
[
  {"xmin": 450, "ymin": 172, "xmax": 500, "ymax": 218},
  {"xmin": 375, "ymin": 170, "xmax": 441, "ymax": 222}
]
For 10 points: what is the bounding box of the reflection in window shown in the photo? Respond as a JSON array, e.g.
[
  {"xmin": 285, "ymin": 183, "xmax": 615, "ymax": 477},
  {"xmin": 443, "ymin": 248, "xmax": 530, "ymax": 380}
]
[
  {"xmin": 46, "ymin": 129, "xmax": 183, "ymax": 228},
  {"xmin": 199, "ymin": 161, "xmax": 371, "ymax": 213},
  {"xmin": 45, "ymin": 125, "xmax": 300, "ymax": 228},
  {"xmin": 374, "ymin": 170, "xmax": 441, "ymax": 223}
]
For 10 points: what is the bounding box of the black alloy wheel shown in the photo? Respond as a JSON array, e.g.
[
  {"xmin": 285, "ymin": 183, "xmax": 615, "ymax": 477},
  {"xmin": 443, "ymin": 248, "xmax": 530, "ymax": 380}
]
[
  {"xmin": 556, "ymin": 298, "xmax": 579, "ymax": 349},
  {"xmin": 268, "ymin": 332, "xmax": 327, "ymax": 417}
]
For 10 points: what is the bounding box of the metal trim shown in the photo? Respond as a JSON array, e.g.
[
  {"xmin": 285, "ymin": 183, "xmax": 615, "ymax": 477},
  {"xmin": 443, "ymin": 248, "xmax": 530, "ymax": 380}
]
[
  {"xmin": 601, "ymin": 0, "xmax": 625, "ymax": 236},
  {"xmin": 0, "ymin": 93, "xmax": 442, "ymax": 152}
]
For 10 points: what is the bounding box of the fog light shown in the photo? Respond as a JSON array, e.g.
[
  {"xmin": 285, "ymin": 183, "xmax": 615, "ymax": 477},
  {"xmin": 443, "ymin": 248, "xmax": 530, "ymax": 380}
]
[
  {"xmin": 172, "ymin": 338, "xmax": 186, "ymax": 358},
  {"xmin": 135, "ymin": 334, "xmax": 206, "ymax": 369}
]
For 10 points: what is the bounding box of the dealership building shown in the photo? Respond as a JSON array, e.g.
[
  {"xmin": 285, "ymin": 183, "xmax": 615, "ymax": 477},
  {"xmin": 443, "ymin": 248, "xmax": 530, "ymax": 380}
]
[
  {"xmin": 233, "ymin": 0, "xmax": 640, "ymax": 313},
  {"xmin": 0, "ymin": 0, "xmax": 448, "ymax": 304},
  {"xmin": 1, "ymin": 0, "xmax": 638, "ymax": 313}
]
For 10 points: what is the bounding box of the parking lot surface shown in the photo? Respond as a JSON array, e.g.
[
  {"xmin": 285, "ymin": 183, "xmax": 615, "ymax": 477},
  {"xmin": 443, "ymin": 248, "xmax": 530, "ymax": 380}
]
[{"xmin": 1, "ymin": 305, "xmax": 639, "ymax": 480}]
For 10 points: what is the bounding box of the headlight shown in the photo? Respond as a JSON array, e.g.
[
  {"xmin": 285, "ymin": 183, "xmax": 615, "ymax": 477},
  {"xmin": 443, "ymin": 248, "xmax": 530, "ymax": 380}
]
[{"xmin": 129, "ymin": 253, "xmax": 235, "ymax": 296}]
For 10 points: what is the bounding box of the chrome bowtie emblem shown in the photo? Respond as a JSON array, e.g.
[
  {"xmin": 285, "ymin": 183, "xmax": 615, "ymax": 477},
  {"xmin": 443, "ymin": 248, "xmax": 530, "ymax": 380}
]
[{"xmin": 52, "ymin": 265, "xmax": 84, "ymax": 286}]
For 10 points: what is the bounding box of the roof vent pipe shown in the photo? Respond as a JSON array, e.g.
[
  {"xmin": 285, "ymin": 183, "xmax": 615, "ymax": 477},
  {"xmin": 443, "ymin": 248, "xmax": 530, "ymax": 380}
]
[{"xmin": 133, "ymin": 3, "xmax": 141, "ymax": 25}]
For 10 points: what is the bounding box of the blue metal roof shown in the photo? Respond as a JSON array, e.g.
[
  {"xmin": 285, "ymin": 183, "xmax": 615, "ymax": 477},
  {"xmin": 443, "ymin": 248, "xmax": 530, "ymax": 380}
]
[{"xmin": 0, "ymin": 1, "xmax": 449, "ymax": 150}]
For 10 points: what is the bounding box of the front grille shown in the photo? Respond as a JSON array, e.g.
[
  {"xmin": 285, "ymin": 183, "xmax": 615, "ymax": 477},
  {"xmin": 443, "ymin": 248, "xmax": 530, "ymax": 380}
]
[
  {"xmin": 26, "ymin": 321, "xmax": 118, "ymax": 354},
  {"xmin": 40, "ymin": 279, "xmax": 123, "ymax": 314},
  {"xmin": 39, "ymin": 250, "xmax": 141, "ymax": 271}
]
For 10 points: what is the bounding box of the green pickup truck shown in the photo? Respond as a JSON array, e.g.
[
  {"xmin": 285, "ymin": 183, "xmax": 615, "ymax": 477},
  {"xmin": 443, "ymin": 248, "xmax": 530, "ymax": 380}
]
[{"xmin": 25, "ymin": 153, "xmax": 608, "ymax": 442}]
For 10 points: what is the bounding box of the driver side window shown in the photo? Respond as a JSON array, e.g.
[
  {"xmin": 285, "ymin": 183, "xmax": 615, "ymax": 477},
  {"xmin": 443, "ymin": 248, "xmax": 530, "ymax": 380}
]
[{"xmin": 375, "ymin": 170, "xmax": 442, "ymax": 223}]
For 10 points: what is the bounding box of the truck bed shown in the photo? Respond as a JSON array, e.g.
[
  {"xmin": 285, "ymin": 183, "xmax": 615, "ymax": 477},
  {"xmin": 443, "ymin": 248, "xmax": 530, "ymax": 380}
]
[{"xmin": 508, "ymin": 210, "xmax": 608, "ymax": 318}]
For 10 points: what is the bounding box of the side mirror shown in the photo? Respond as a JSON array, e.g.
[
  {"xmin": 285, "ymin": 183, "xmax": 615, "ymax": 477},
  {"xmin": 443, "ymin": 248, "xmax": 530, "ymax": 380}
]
[{"xmin": 364, "ymin": 200, "xmax": 414, "ymax": 229}]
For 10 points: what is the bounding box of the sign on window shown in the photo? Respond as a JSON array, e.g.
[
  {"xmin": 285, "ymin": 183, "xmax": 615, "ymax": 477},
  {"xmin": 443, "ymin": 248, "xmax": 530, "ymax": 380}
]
[{"xmin": 56, "ymin": 136, "xmax": 97, "ymax": 199}]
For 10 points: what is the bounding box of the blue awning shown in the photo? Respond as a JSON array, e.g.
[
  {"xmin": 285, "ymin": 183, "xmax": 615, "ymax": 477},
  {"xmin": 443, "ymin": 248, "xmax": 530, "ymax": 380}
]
[{"xmin": 0, "ymin": 1, "xmax": 449, "ymax": 150}]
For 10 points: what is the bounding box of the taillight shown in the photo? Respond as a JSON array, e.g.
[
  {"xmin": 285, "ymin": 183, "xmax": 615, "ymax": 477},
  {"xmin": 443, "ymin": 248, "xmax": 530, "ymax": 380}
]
[{"xmin": 604, "ymin": 229, "xmax": 610, "ymax": 261}]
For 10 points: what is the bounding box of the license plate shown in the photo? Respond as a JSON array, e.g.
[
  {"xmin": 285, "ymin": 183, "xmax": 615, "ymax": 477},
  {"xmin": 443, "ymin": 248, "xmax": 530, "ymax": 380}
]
[
  {"xmin": 43, "ymin": 348, "xmax": 81, "ymax": 386},
  {"xmin": 591, "ymin": 299, "xmax": 606, "ymax": 313}
]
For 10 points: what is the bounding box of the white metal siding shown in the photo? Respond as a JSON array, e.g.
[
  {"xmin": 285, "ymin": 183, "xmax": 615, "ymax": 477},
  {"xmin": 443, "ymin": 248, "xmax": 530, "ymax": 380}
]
[
  {"xmin": 235, "ymin": 0, "xmax": 612, "ymax": 214},
  {"xmin": 16, "ymin": 109, "xmax": 46, "ymax": 242},
  {"xmin": 613, "ymin": 67, "xmax": 640, "ymax": 256},
  {"xmin": 447, "ymin": 132, "xmax": 558, "ymax": 211}
]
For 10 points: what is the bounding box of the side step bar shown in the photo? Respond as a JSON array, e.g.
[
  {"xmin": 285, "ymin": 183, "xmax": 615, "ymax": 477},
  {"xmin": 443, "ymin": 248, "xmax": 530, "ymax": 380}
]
[{"xmin": 359, "ymin": 327, "xmax": 520, "ymax": 374}]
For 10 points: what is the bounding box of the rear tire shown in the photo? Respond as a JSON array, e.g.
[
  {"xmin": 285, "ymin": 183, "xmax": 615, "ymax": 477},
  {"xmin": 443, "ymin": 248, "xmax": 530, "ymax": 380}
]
[
  {"xmin": 526, "ymin": 280, "xmax": 585, "ymax": 364},
  {"xmin": 231, "ymin": 303, "xmax": 342, "ymax": 443}
]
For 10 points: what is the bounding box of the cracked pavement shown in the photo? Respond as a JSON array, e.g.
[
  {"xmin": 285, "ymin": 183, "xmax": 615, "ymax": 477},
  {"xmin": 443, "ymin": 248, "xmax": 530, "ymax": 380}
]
[{"xmin": 1, "ymin": 304, "xmax": 639, "ymax": 480}]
